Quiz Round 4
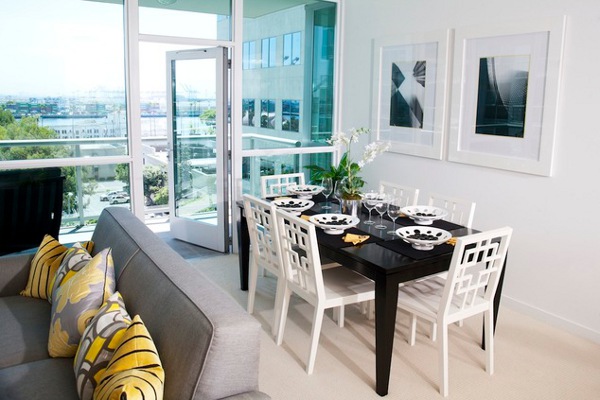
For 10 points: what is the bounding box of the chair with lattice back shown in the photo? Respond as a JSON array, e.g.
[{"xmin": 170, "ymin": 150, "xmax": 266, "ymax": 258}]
[
  {"xmin": 428, "ymin": 192, "xmax": 476, "ymax": 228},
  {"xmin": 242, "ymin": 194, "xmax": 286, "ymax": 336},
  {"xmin": 260, "ymin": 173, "xmax": 305, "ymax": 198},
  {"xmin": 396, "ymin": 227, "xmax": 512, "ymax": 397},
  {"xmin": 379, "ymin": 181, "xmax": 419, "ymax": 207},
  {"xmin": 272, "ymin": 207, "xmax": 375, "ymax": 374}
]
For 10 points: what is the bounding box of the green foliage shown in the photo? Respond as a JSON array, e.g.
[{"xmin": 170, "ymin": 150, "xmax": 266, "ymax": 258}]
[
  {"xmin": 0, "ymin": 117, "xmax": 68, "ymax": 161},
  {"xmin": 0, "ymin": 109, "xmax": 15, "ymax": 126},
  {"xmin": 200, "ymin": 108, "xmax": 216, "ymax": 120},
  {"xmin": 143, "ymin": 165, "xmax": 168, "ymax": 206},
  {"xmin": 305, "ymin": 152, "xmax": 349, "ymax": 182}
]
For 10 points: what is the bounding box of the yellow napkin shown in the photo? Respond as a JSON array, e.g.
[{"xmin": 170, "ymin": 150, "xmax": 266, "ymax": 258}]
[
  {"xmin": 343, "ymin": 233, "xmax": 370, "ymax": 245},
  {"xmin": 300, "ymin": 215, "xmax": 311, "ymax": 221},
  {"xmin": 446, "ymin": 237, "xmax": 457, "ymax": 246}
]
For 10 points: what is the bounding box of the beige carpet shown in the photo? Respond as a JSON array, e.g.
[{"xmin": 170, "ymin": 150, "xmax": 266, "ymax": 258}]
[{"xmin": 188, "ymin": 254, "xmax": 600, "ymax": 400}]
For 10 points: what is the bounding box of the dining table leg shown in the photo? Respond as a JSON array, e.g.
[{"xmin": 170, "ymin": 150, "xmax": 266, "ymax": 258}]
[
  {"xmin": 237, "ymin": 210, "xmax": 250, "ymax": 291},
  {"xmin": 374, "ymin": 275, "xmax": 399, "ymax": 396}
]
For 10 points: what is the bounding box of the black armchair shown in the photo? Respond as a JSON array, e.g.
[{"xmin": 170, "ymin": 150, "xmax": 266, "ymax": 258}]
[{"xmin": 0, "ymin": 168, "xmax": 64, "ymax": 256}]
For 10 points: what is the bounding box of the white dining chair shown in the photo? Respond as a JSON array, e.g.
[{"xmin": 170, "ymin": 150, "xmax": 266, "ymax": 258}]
[
  {"xmin": 272, "ymin": 207, "xmax": 375, "ymax": 374},
  {"xmin": 260, "ymin": 173, "xmax": 305, "ymax": 198},
  {"xmin": 243, "ymin": 194, "xmax": 286, "ymax": 336},
  {"xmin": 396, "ymin": 227, "xmax": 512, "ymax": 397},
  {"xmin": 428, "ymin": 192, "xmax": 476, "ymax": 228},
  {"xmin": 379, "ymin": 181, "xmax": 419, "ymax": 207}
]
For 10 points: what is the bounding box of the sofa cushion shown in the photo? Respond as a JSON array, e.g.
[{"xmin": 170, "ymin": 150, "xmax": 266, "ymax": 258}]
[
  {"xmin": 74, "ymin": 291, "xmax": 131, "ymax": 400},
  {"xmin": 20, "ymin": 234, "xmax": 68, "ymax": 300},
  {"xmin": 0, "ymin": 296, "xmax": 51, "ymax": 369},
  {"xmin": 48, "ymin": 248, "xmax": 115, "ymax": 357},
  {"xmin": 0, "ymin": 358, "xmax": 78, "ymax": 400},
  {"xmin": 48, "ymin": 243, "xmax": 93, "ymax": 303},
  {"xmin": 94, "ymin": 315, "xmax": 164, "ymax": 400}
]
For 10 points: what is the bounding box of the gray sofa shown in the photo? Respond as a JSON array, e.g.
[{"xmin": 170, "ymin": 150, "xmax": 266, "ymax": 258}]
[{"xmin": 0, "ymin": 207, "xmax": 270, "ymax": 400}]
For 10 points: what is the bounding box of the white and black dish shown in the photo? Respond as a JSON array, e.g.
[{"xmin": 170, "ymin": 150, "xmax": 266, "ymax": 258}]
[
  {"xmin": 395, "ymin": 226, "xmax": 452, "ymax": 251},
  {"xmin": 272, "ymin": 198, "xmax": 314, "ymax": 216},
  {"xmin": 287, "ymin": 184, "xmax": 324, "ymax": 199},
  {"xmin": 400, "ymin": 205, "xmax": 448, "ymax": 225},
  {"xmin": 309, "ymin": 213, "xmax": 360, "ymax": 235}
]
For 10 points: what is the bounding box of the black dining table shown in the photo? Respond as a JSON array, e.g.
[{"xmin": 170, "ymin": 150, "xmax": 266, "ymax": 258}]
[{"xmin": 236, "ymin": 195, "xmax": 505, "ymax": 397}]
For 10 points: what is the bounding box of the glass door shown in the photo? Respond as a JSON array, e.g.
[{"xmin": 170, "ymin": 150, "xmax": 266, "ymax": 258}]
[{"xmin": 166, "ymin": 47, "xmax": 229, "ymax": 252}]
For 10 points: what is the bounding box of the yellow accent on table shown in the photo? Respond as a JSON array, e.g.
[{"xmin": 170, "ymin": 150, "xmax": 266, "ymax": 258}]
[
  {"xmin": 300, "ymin": 215, "xmax": 311, "ymax": 221},
  {"xmin": 446, "ymin": 237, "xmax": 457, "ymax": 246},
  {"xmin": 343, "ymin": 233, "xmax": 370, "ymax": 245}
]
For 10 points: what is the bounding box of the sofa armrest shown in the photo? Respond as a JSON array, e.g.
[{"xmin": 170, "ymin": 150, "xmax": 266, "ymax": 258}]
[{"xmin": 0, "ymin": 252, "xmax": 34, "ymax": 297}]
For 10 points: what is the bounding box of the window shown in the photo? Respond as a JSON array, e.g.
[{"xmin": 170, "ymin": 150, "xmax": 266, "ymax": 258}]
[
  {"xmin": 283, "ymin": 32, "xmax": 302, "ymax": 66},
  {"xmin": 242, "ymin": 41, "xmax": 256, "ymax": 70},
  {"xmin": 282, "ymin": 100, "xmax": 300, "ymax": 132},
  {"xmin": 260, "ymin": 100, "xmax": 275, "ymax": 129},
  {"xmin": 261, "ymin": 37, "xmax": 277, "ymax": 68},
  {"xmin": 242, "ymin": 99, "xmax": 255, "ymax": 126}
]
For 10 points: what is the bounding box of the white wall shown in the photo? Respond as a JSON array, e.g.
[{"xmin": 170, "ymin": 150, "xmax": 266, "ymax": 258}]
[{"xmin": 341, "ymin": 0, "xmax": 600, "ymax": 342}]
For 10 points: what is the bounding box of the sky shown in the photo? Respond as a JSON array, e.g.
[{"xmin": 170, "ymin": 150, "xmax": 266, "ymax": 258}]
[{"xmin": 0, "ymin": 0, "xmax": 218, "ymax": 98}]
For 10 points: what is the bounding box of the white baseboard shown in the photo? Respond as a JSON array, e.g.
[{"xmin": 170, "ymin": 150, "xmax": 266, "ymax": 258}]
[{"xmin": 502, "ymin": 296, "xmax": 600, "ymax": 344}]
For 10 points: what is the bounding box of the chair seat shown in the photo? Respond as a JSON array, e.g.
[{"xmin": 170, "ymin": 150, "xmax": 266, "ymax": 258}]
[
  {"xmin": 323, "ymin": 267, "xmax": 375, "ymax": 303},
  {"xmin": 398, "ymin": 277, "xmax": 488, "ymax": 324}
]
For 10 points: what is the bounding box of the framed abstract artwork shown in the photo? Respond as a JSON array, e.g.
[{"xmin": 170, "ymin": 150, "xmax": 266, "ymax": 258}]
[
  {"xmin": 371, "ymin": 29, "xmax": 452, "ymax": 160},
  {"xmin": 448, "ymin": 17, "xmax": 566, "ymax": 176}
]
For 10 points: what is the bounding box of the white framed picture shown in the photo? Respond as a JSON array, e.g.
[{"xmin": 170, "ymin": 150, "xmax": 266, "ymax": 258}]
[
  {"xmin": 448, "ymin": 17, "xmax": 566, "ymax": 176},
  {"xmin": 371, "ymin": 29, "xmax": 452, "ymax": 160}
]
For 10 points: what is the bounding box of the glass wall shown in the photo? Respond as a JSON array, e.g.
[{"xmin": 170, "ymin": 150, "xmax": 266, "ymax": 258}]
[
  {"xmin": 241, "ymin": 1, "xmax": 337, "ymax": 194},
  {"xmin": 0, "ymin": 0, "xmax": 127, "ymax": 160}
]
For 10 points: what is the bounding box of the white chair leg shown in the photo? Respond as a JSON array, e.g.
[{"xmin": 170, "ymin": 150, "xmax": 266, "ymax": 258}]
[
  {"xmin": 275, "ymin": 287, "xmax": 292, "ymax": 346},
  {"xmin": 438, "ymin": 323, "xmax": 449, "ymax": 397},
  {"xmin": 332, "ymin": 305, "xmax": 345, "ymax": 328},
  {"xmin": 271, "ymin": 277, "xmax": 286, "ymax": 337},
  {"xmin": 246, "ymin": 258, "xmax": 258, "ymax": 314},
  {"xmin": 366, "ymin": 300, "xmax": 375, "ymax": 320},
  {"xmin": 485, "ymin": 309, "xmax": 494, "ymax": 375},
  {"xmin": 409, "ymin": 314, "xmax": 417, "ymax": 346},
  {"xmin": 306, "ymin": 305, "xmax": 325, "ymax": 374}
]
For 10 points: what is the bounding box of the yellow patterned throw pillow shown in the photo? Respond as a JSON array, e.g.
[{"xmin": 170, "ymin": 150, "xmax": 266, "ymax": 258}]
[
  {"xmin": 48, "ymin": 243, "xmax": 93, "ymax": 304},
  {"xmin": 21, "ymin": 234, "xmax": 68, "ymax": 299},
  {"xmin": 48, "ymin": 247, "xmax": 115, "ymax": 358},
  {"xmin": 21, "ymin": 236, "xmax": 95, "ymax": 300},
  {"xmin": 94, "ymin": 315, "xmax": 165, "ymax": 400},
  {"xmin": 74, "ymin": 291, "xmax": 132, "ymax": 400}
]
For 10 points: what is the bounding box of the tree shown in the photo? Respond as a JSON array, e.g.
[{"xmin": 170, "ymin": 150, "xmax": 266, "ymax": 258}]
[{"xmin": 143, "ymin": 166, "xmax": 168, "ymax": 206}]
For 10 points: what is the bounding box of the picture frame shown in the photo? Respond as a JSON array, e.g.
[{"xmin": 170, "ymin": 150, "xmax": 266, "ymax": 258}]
[
  {"xmin": 448, "ymin": 17, "xmax": 566, "ymax": 176},
  {"xmin": 371, "ymin": 29, "xmax": 452, "ymax": 160}
]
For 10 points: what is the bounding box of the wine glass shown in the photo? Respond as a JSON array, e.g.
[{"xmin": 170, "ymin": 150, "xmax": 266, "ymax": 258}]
[
  {"xmin": 362, "ymin": 190, "xmax": 378, "ymax": 225},
  {"xmin": 386, "ymin": 198, "xmax": 402, "ymax": 235},
  {"xmin": 333, "ymin": 180, "xmax": 344, "ymax": 213},
  {"xmin": 320, "ymin": 177, "xmax": 333, "ymax": 210},
  {"xmin": 374, "ymin": 194, "xmax": 388, "ymax": 230}
]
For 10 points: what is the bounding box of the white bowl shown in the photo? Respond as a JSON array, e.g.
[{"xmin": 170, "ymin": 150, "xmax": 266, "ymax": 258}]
[
  {"xmin": 395, "ymin": 226, "xmax": 452, "ymax": 251},
  {"xmin": 400, "ymin": 205, "xmax": 448, "ymax": 225},
  {"xmin": 287, "ymin": 184, "xmax": 324, "ymax": 199},
  {"xmin": 309, "ymin": 213, "xmax": 360, "ymax": 235},
  {"xmin": 272, "ymin": 198, "xmax": 314, "ymax": 215}
]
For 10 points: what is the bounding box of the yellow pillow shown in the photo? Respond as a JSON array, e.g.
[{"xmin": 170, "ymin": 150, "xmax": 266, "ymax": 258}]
[
  {"xmin": 21, "ymin": 235, "xmax": 68, "ymax": 300},
  {"xmin": 21, "ymin": 236, "xmax": 94, "ymax": 300},
  {"xmin": 74, "ymin": 291, "xmax": 131, "ymax": 400},
  {"xmin": 48, "ymin": 248, "xmax": 115, "ymax": 358},
  {"xmin": 94, "ymin": 315, "xmax": 164, "ymax": 400},
  {"xmin": 48, "ymin": 243, "xmax": 93, "ymax": 303}
]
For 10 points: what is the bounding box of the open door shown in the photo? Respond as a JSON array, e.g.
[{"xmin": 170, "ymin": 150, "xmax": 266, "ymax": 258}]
[{"xmin": 166, "ymin": 47, "xmax": 229, "ymax": 252}]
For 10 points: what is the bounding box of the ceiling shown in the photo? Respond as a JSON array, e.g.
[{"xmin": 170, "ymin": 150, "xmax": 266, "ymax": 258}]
[{"xmin": 85, "ymin": 0, "xmax": 324, "ymax": 18}]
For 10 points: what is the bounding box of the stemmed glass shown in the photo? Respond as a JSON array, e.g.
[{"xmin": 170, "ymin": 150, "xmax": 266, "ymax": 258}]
[
  {"xmin": 363, "ymin": 190, "xmax": 378, "ymax": 225},
  {"xmin": 386, "ymin": 198, "xmax": 402, "ymax": 235},
  {"xmin": 374, "ymin": 194, "xmax": 388, "ymax": 230},
  {"xmin": 321, "ymin": 177, "xmax": 334, "ymax": 210}
]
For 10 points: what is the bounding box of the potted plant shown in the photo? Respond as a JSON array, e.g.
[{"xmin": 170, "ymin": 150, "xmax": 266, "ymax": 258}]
[{"xmin": 306, "ymin": 127, "xmax": 389, "ymax": 215}]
